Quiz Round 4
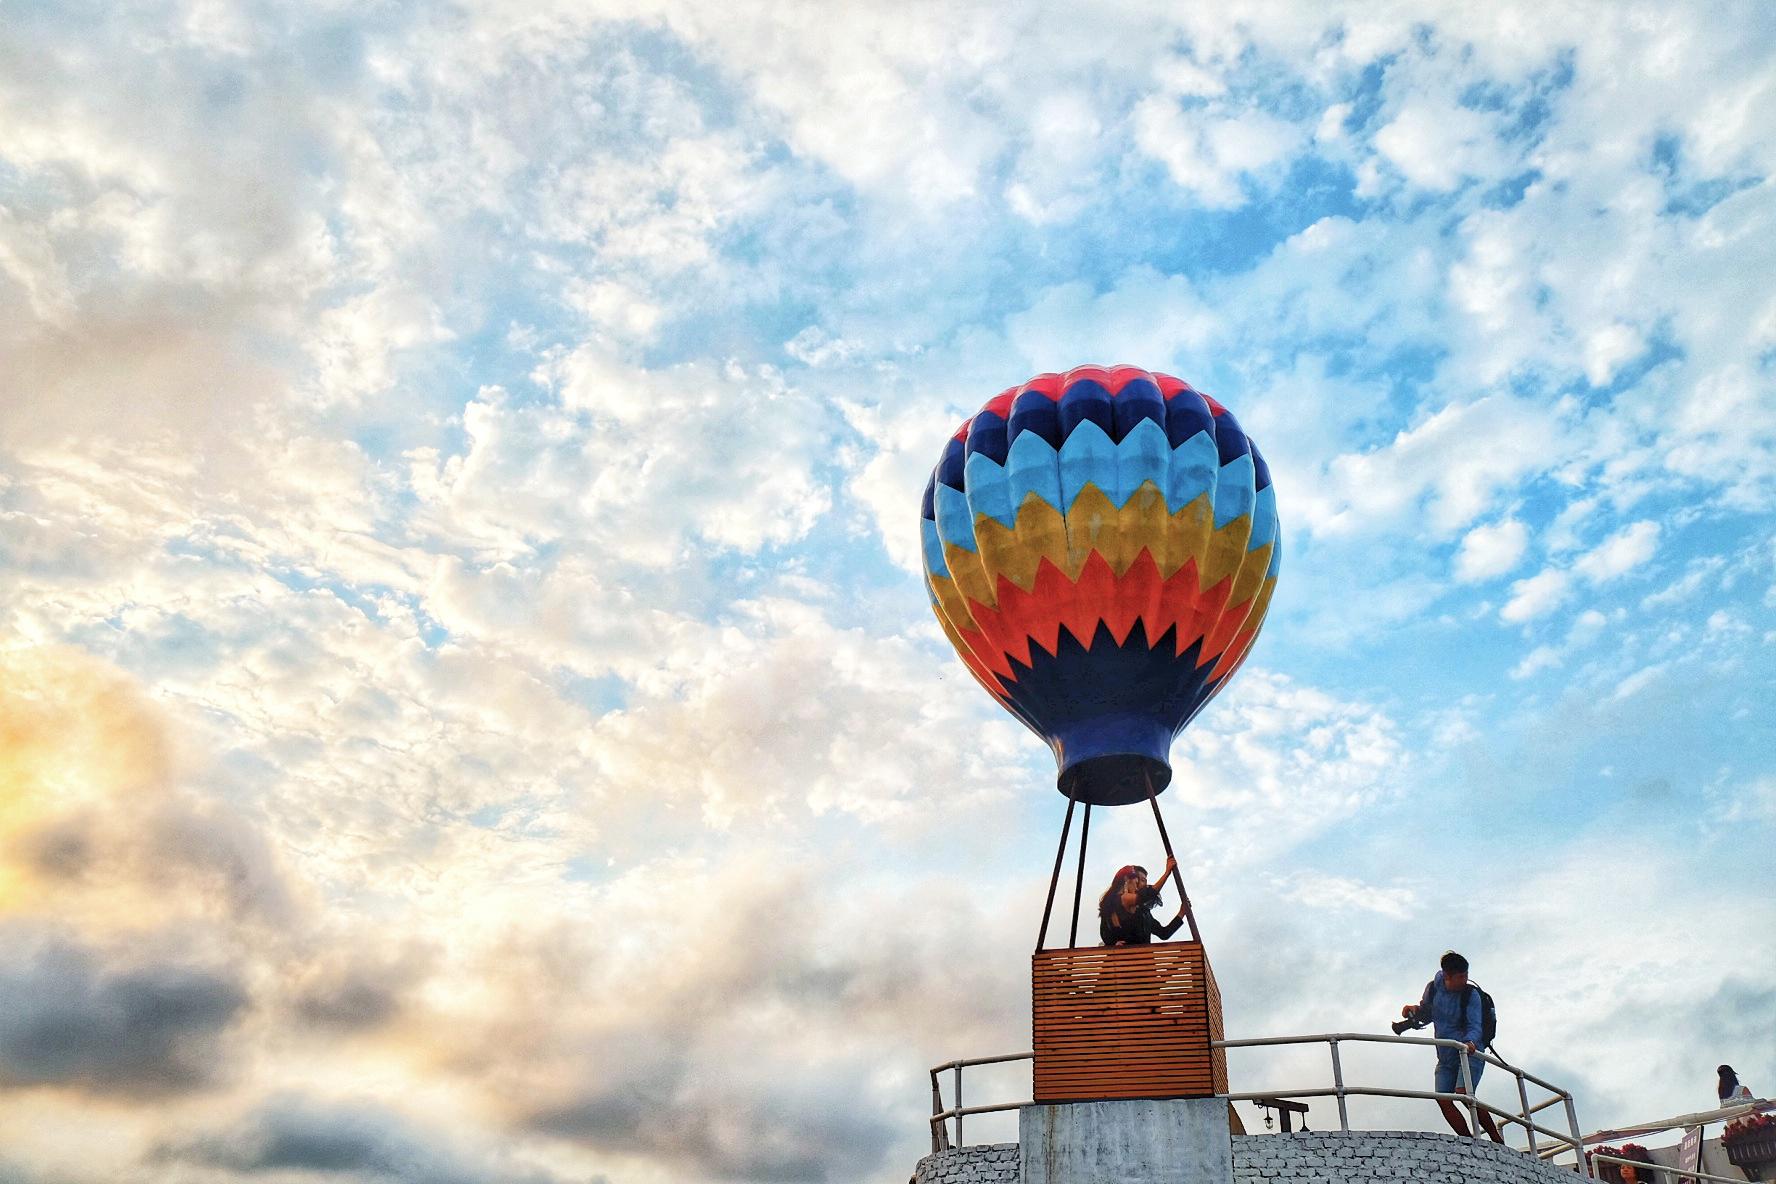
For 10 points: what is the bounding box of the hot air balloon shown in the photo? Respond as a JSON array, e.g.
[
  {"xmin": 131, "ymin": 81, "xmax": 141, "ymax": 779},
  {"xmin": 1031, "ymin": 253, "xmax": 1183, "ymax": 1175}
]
[
  {"xmin": 920, "ymin": 366, "xmax": 1277, "ymax": 1105},
  {"xmin": 920, "ymin": 364, "xmax": 1280, "ymax": 810}
]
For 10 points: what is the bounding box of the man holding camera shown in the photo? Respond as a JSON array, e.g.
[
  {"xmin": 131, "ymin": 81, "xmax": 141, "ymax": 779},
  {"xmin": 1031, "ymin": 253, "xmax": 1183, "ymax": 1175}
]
[{"xmin": 1398, "ymin": 950, "xmax": 1504, "ymax": 1143}]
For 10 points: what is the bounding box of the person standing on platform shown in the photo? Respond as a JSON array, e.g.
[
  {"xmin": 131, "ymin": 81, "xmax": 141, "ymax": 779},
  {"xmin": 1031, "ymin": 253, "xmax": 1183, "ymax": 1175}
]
[
  {"xmin": 1398, "ymin": 950, "xmax": 1505, "ymax": 1143},
  {"xmin": 1719, "ymin": 1065, "xmax": 1755, "ymax": 1106}
]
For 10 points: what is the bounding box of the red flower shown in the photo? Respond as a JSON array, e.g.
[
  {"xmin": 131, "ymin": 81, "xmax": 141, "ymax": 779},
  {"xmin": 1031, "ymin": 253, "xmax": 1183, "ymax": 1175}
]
[{"xmin": 1724, "ymin": 1112, "xmax": 1775, "ymax": 1141}]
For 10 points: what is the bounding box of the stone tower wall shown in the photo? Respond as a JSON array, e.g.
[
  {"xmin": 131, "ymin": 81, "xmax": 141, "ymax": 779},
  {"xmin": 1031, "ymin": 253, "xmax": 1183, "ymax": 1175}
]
[
  {"xmin": 1230, "ymin": 1131, "xmax": 1584, "ymax": 1184},
  {"xmin": 913, "ymin": 1130, "xmax": 1585, "ymax": 1184}
]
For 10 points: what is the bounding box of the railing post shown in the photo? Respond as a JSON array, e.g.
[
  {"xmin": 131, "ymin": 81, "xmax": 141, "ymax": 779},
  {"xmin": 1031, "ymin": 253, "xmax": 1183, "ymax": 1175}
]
[
  {"xmin": 954, "ymin": 1064, "xmax": 964, "ymax": 1148},
  {"xmin": 1329, "ymin": 1038, "xmax": 1350, "ymax": 1131},
  {"xmin": 930, "ymin": 1070, "xmax": 945, "ymax": 1153},
  {"xmin": 1563, "ymin": 1093, "xmax": 1590, "ymax": 1178},
  {"xmin": 1458, "ymin": 1044, "xmax": 1479, "ymax": 1140},
  {"xmin": 1515, "ymin": 1071, "xmax": 1538, "ymax": 1156}
]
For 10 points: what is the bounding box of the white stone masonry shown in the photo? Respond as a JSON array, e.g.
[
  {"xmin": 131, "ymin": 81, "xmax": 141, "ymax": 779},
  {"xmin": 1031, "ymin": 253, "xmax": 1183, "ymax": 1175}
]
[
  {"xmin": 1231, "ymin": 1130, "xmax": 1584, "ymax": 1184},
  {"xmin": 912, "ymin": 1143, "xmax": 1019, "ymax": 1184},
  {"xmin": 915, "ymin": 1130, "xmax": 1586, "ymax": 1184}
]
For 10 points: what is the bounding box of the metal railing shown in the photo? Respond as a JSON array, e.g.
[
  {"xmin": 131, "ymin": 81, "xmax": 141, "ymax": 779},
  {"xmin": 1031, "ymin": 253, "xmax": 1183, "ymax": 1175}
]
[
  {"xmin": 929, "ymin": 1052, "xmax": 1032, "ymax": 1151},
  {"xmin": 928, "ymin": 1029, "xmax": 1592, "ymax": 1177},
  {"xmin": 1217, "ymin": 1032, "xmax": 1590, "ymax": 1175}
]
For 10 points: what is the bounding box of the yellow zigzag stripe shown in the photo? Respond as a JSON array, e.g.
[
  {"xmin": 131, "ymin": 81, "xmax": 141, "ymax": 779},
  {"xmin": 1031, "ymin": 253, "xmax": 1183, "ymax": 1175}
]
[
  {"xmin": 1223, "ymin": 541, "xmax": 1273, "ymax": 620},
  {"xmin": 928, "ymin": 587, "xmax": 1009, "ymax": 691},
  {"xmin": 928, "ymin": 566, "xmax": 978, "ymax": 642},
  {"xmin": 1216, "ymin": 572, "xmax": 1279, "ymax": 659},
  {"xmin": 939, "ymin": 482, "xmax": 1269, "ymax": 612}
]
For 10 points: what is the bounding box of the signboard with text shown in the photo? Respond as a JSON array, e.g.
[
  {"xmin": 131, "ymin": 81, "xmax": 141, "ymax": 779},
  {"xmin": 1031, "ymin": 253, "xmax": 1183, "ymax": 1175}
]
[{"xmin": 1677, "ymin": 1124, "xmax": 1703, "ymax": 1184}]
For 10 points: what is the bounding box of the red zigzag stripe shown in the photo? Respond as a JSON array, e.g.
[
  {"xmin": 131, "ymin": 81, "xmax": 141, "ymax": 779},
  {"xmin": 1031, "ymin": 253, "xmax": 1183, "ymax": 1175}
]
[{"xmin": 951, "ymin": 551, "xmax": 1262, "ymax": 688}]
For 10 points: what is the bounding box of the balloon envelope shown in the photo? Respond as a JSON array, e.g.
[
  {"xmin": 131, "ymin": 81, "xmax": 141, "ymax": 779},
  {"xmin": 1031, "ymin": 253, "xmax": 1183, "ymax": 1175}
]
[{"xmin": 920, "ymin": 365, "xmax": 1280, "ymax": 806}]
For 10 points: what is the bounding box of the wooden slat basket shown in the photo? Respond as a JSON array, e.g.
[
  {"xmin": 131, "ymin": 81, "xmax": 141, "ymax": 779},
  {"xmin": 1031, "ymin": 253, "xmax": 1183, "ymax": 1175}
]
[{"xmin": 1032, "ymin": 942, "xmax": 1227, "ymax": 1103}]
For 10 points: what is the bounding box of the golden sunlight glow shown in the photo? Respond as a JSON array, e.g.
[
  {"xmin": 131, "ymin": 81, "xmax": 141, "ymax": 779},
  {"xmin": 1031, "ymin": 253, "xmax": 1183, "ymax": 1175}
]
[{"xmin": 0, "ymin": 646, "xmax": 171, "ymax": 913}]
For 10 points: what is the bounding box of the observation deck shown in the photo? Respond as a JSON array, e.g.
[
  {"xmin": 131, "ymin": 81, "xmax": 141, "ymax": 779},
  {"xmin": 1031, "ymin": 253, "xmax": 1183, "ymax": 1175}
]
[{"xmin": 916, "ymin": 942, "xmax": 1647, "ymax": 1184}]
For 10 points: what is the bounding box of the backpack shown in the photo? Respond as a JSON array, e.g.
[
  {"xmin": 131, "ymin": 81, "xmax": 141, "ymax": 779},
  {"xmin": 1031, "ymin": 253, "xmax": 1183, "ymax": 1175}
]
[{"xmin": 1462, "ymin": 982, "xmax": 1498, "ymax": 1050}]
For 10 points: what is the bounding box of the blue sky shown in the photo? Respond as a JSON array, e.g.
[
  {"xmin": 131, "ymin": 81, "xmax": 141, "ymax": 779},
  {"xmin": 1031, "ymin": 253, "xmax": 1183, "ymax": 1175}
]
[{"xmin": 0, "ymin": 3, "xmax": 1773, "ymax": 1182}]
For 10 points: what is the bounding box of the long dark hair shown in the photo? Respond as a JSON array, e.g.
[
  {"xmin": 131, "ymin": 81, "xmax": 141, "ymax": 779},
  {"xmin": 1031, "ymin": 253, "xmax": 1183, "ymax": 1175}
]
[{"xmin": 1098, "ymin": 864, "xmax": 1161, "ymax": 920}]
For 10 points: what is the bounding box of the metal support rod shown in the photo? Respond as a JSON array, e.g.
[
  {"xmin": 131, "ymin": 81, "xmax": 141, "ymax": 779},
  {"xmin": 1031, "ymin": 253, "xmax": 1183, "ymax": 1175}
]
[
  {"xmin": 932, "ymin": 1102, "xmax": 1027, "ymax": 1123},
  {"xmin": 1563, "ymin": 1094, "xmax": 1591, "ymax": 1178},
  {"xmin": 1144, "ymin": 772, "xmax": 1202, "ymax": 943},
  {"xmin": 1516, "ymin": 1072, "xmax": 1538, "ymax": 1156},
  {"xmin": 1330, "ymin": 1038, "xmax": 1351, "ymax": 1131},
  {"xmin": 954, "ymin": 1064, "xmax": 963, "ymax": 1149},
  {"xmin": 1459, "ymin": 1049, "xmax": 1479, "ymax": 1140},
  {"xmin": 929, "ymin": 1052, "xmax": 1033, "ymax": 1073},
  {"xmin": 1068, "ymin": 803, "xmax": 1091, "ymax": 948},
  {"xmin": 1035, "ymin": 792, "xmax": 1078, "ymax": 953},
  {"xmin": 1514, "ymin": 1118, "xmax": 1588, "ymax": 1147},
  {"xmin": 929, "ymin": 1071, "xmax": 945, "ymax": 1153}
]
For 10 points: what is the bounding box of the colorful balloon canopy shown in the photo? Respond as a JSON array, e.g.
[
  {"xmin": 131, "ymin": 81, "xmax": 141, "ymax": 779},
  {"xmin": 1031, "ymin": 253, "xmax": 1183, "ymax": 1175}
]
[{"xmin": 920, "ymin": 365, "xmax": 1280, "ymax": 807}]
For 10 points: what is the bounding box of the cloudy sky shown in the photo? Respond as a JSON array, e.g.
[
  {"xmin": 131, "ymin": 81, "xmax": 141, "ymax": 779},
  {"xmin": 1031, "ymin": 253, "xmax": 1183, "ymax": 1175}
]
[{"xmin": 2, "ymin": 1, "xmax": 1774, "ymax": 1181}]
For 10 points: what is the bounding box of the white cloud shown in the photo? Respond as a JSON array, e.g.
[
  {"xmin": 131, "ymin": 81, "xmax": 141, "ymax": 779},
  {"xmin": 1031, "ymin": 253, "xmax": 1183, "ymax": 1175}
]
[
  {"xmin": 563, "ymin": 278, "xmax": 665, "ymax": 341},
  {"xmin": 1575, "ymin": 520, "xmax": 1661, "ymax": 583},
  {"xmin": 1642, "ymin": 555, "xmax": 1726, "ymax": 609},
  {"xmin": 1544, "ymin": 497, "xmax": 1600, "ymax": 555},
  {"xmin": 1454, "ymin": 518, "xmax": 1529, "ymax": 582},
  {"xmin": 576, "ymin": 596, "xmax": 1032, "ymax": 830},
  {"xmin": 528, "ymin": 130, "xmax": 762, "ymax": 272},
  {"xmin": 1153, "ymin": 56, "xmax": 1227, "ymax": 99},
  {"xmin": 1511, "ymin": 645, "xmax": 1562, "ymax": 680},
  {"xmin": 1275, "ymin": 873, "xmax": 1419, "ymax": 920},
  {"xmin": 1005, "ymin": 91, "xmax": 1107, "ymax": 225},
  {"xmin": 839, "ymin": 399, "xmax": 965, "ymax": 575},
  {"xmin": 1133, "ymin": 96, "xmax": 1303, "ymax": 209},
  {"xmin": 1611, "ymin": 660, "xmax": 1668, "ymax": 701},
  {"xmin": 1167, "ymin": 670, "xmax": 1410, "ymax": 866},
  {"xmin": 1661, "ymin": 362, "xmax": 1776, "ymax": 506},
  {"xmin": 1002, "ymin": 268, "xmax": 1220, "ymax": 374},
  {"xmin": 782, "ymin": 326, "xmax": 863, "ymax": 369},
  {"xmin": 412, "ymin": 356, "xmax": 838, "ymax": 567},
  {"xmin": 306, "ymin": 285, "xmax": 453, "ymax": 408},
  {"xmin": 1311, "ymin": 396, "xmax": 1563, "ymax": 538},
  {"xmin": 1373, "ymin": 101, "xmax": 1503, "ymax": 192},
  {"xmin": 1501, "ymin": 569, "xmax": 1572, "ymax": 623},
  {"xmin": 1583, "ymin": 323, "xmax": 1646, "ymax": 387},
  {"xmin": 1569, "ymin": 608, "xmax": 1609, "ymax": 644},
  {"xmin": 1703, "ymin": 608, "xmax": 1752, "ymax": 641},
  {"xmin": 1715, "ymin": 775, "xmax": 1776, "ymax": 825},
  {"xmin": 1510, "ymin": 609, "xmax": 1608, "ymax": 678},
  {"xmin": 1315, "ymin": 102, "xmax": 1352, "ymax": 143}
]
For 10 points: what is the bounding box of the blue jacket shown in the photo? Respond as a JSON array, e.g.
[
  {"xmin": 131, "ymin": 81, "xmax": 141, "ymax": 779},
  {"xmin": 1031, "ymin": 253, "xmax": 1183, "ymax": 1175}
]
[{"xmin": 1419, "ymin": 971, "xmax": 1484, "ymax": 1048}]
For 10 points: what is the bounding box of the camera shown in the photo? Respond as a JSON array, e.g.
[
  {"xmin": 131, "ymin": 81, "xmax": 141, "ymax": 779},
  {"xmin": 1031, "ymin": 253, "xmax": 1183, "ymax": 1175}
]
[{"xmin": 1391, "ymin": 1008, "xmax": 1430, "ymax": 1036}]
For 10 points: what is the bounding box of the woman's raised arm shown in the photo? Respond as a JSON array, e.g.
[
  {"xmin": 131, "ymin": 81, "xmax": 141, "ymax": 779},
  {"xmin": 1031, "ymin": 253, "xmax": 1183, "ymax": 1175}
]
[{"xmin": 1151, "ymin": 856, "xmax": 1179, "ymax": 892}]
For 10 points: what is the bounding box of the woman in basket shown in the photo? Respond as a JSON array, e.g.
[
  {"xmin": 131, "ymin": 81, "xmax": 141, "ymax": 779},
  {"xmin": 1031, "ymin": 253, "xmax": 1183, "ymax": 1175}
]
[{"xmin": 1098, "ymin": 857, "xmax": 1187, "ymax": 946}]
